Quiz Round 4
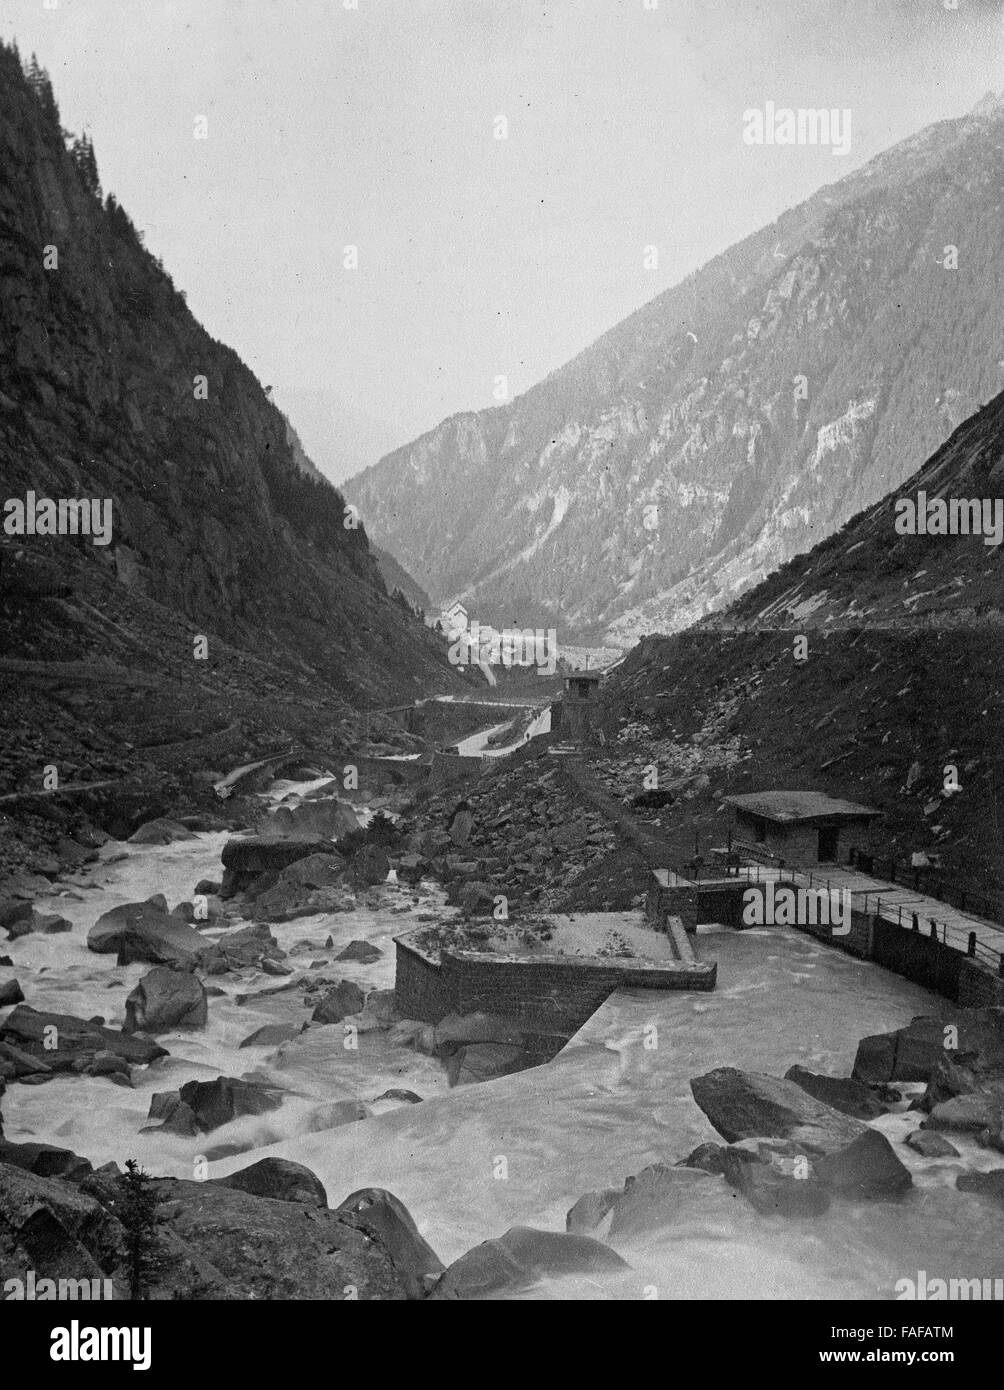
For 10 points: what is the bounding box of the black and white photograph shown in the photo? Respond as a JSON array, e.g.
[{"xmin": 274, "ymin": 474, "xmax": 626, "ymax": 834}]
[{"xmin": 0, "ymin": 0, "xmax": 1002, "ymax": 1355}]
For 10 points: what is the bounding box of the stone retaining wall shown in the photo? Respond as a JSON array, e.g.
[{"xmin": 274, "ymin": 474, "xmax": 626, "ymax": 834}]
[{"xmin": 394, "ymin": 929, "xmax": 715, "ymax": 1027}]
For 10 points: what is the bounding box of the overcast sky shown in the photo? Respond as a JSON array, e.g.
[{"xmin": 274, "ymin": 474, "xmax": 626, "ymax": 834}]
[{"xmin": 4, "ymin": 0, "xmax": 1003, "ymax": 480}]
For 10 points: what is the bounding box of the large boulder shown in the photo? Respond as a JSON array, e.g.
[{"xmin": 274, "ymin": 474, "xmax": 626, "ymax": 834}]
[
  {"xmin": 721, "ymin": 1146, "xmax": 831, "ymax": 1218},
  {"xmin": 335, "ymin": 1188, "xmax": 445, "ymax": 1298},
  {"xmin": 199, "ymin": 923, "xmax": 285, "ymax": 974},
  {"xmin": 922, "ymin": 1092, "xmax": 1004, "ymax": 1136},
  {"xmin": 346, "ymin": 844, "xmax": 390, "ymax": 888},
  {"xmin": 123, "ymin": 967, "xmax": 208, "ymax": 1035},
  {"xmin": 4, "ymin": 907, "xmax": 72, "ymax": 939},
  {"xmin": 0, "ymin": 1005, "xmax": 167, "ymax": 1073},
  {"xmin": 447, "ymin": 1043, "xmax": 529, "ymax": 1086},
  {"xmin": 142, "ymin": 1091, "xmax": 198, "ymax": 1137},
  {"xmin": 0, "ymin": 1140, "xmax": 93, "ymax": 1182},
  {"xmin": 88, "ymin": 897, "xmax": 205, "ymax": 968},
  {"xmin": 395, "ymin": 853, "xmax": 428, "ymax": 885},
  {"xmin": 88, "ymin": 895, "xmax": 171, "ymax": 950},
  {"xmin": 812, "ymin": 1129, "xmax": 913, "ymax": 1200},
  {"xmin": 566, "ymin": 1188, "xmax": 621, "ymax": 1235},
  {"xmin": 905, "ymin": 1129, "xmax": 959, "ymax": 1158},
  {"xmin": 247, "ymin": 851, "xmax": 351, "ymax": 924},
  {"xmin": 251, "ymin": 878, "xmax": 355, "ymax": 924},
  {"xmin": 116, "ymin": 915, "xmax": 208, "ymax": 969},
  {"xmin": 137, "ymin": 1177, "xmax": 409, "ymax": 1299},
  {"xmin": 429, "ymin": 1226, "xmax": 628, "ymax": 1299},
  {"xmin": 0, "ymin": 1039, "xmax": 52, "ymax": 1078},
  {"xmin": 852, "ymin": 1009, "xmax": 1004, "ymax": 1087},
  {"xmin": 432, "ymin": 1011, "xmax": 539, "ymax": 1085},
  {"xmin": 178, "ymin": 1076, "xmax": 284, "ymax": 1133},
  {"xmin": 0, "ymin": 1162, "xmax": 121, "ymax": 1282},
  {"xmin": 262, "ymin": 797, "xmax": 359, "ymax": 842},
  {"xmin": 956, "ymin": 1170, "xmax": 1004, "ymax": 1203},
  {"xmin": 784, "ymin": 1065, "xmax": 886, "ymax": 1120},
  {"xmin": 448, "ymin": 803, "xmax": 474, "ymax": 848},
  {"xmin": 0, "ymin": 978, "xmax": 25, "ymax": 1007},
  {"xmin": 689, "ymin": 1068, "xmax": 867, "ymax": 1155},
  {"xmin": 219, "ymin": 836, "xmax": 335, "ymax": 897},
  {"xmin": 311, "ymin": 980, "xmax": 365, "ymax": 1024},
  {"xmin": 336, "ymin": 939, "xmax": 383, "ymax": 964},
  {"xmin": 217, "ymin": 1158, "xmax": 327, "ymax": 1208},
  {"xmin": 270, "ymin": 851, "xmax": 346, "ymax": 888},
  {"xmin": 128, "ymin": 818, "xmax": 196, "ymax": 845},
  {"xmin": 238, "ymin": 1023, "xmax": 303, "ymax": 1049}
]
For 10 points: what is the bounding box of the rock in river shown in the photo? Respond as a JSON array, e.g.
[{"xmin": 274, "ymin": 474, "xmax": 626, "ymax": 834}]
[
  {"xmin": 690, "ymin": 1067, "xmax": 867, "ymax": 1155},
  {"xmin": 123, "ymin": 967, "xmax": 208, "ymax": 1035}
]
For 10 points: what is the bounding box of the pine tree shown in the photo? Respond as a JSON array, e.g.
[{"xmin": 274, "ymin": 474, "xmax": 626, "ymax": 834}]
[
  {"xmin": 70, "ymin": 132, "xmax": 101, "ymax": 199},
  {"xmin": 118, "ymin": 1160, "xmax": 162, "ymax": 1300}
]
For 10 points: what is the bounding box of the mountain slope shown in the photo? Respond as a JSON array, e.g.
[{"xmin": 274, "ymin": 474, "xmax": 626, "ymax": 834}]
[
  {"xmin": 0, "ymin": 43, "xmax": 467, "ymax": 878},
  {"xmin": 0, "ymin": 41, "xmax": 458, "ymax": 707},
  {"xmin": 706, "ymin": 389, "xmax": 1004, "ymax": 630},
  {"xmin": 591, "ymin": 387, "xmax": 1004, "ymax": 899},
  {"xmin": 349, "ymin": 95, "xmax": 1004, "ymax": 643}
]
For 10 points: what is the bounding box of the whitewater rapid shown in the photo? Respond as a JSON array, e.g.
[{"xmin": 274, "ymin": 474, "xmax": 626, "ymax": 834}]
[{"xmin": 3, "ymin": 820, "xmax": 1002, "ymax": 1299}]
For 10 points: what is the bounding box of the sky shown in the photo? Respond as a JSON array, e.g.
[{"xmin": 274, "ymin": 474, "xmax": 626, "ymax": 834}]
[{"xmin": 4, "ymin": 0, "xmax": 1004, "ymax": 481}]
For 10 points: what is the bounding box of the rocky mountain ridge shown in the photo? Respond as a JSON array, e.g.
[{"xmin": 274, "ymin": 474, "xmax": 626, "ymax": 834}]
[
  {"xmin": 0, "ymin": 41, "xmax": 456, "ymax": 707},
  {"xmin": 349, "ymin": 94, "xmax": 1004, "ymax": 643}
]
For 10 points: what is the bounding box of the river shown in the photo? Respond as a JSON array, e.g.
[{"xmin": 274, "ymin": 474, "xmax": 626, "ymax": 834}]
[{"xmin": 2, "ymin": 804, "xmax": 1002, "ymax": 1300}]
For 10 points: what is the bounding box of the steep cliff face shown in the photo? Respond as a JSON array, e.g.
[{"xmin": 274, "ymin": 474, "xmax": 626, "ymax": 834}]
[
  {"xmin": 596, "ymin": 389, "xmax": 1004, "ymax": 897},
  {"xmin": 350, "ymin": 96, "xmax": 1004, "ymax": 642},
  {"xmin": 0, "ymin": 41, "xmax": 455, "ymax": 707},
  {"xmin": 706, "ymin": 387, "xmax": 1004, "ymax": 631}
]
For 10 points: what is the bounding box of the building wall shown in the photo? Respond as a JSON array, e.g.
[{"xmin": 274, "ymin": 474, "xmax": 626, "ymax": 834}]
[
  {"xmin": 835, "ymin": 822, "xmax": 874, "ymax": 861},
  {"xmin": 958, "ymin": 957, "xmax": 1004, "ymax": 1008},
  {"xmin": 646, "ymin": 876, "xmax": 698, "ymax": 931},
  {"xmin": 735, "ymin": 812, "xmax": 874, "ymax": 866}
]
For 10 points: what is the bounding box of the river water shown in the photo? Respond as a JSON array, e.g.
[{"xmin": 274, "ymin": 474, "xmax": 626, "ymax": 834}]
[{"xmin": 3, "ymin": 817, "xmax": 1002, "ymax": 1300}]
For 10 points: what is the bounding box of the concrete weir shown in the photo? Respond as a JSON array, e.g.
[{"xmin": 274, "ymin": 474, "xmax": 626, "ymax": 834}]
[{"xmin": 394, "ymin": 885, "xmax": 717, "ymax": 1036}]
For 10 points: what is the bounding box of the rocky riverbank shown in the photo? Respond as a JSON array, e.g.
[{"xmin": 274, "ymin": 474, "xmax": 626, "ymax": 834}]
[{"xmin": 2, "ymin": 770, "xmax": 1003, "ymax": 1299}]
